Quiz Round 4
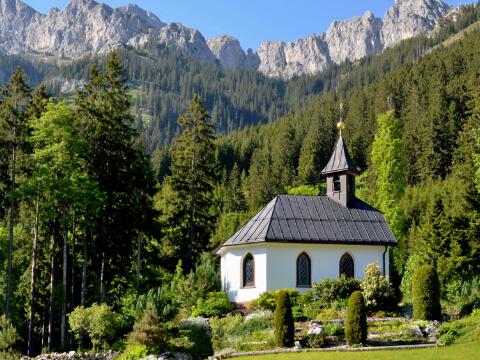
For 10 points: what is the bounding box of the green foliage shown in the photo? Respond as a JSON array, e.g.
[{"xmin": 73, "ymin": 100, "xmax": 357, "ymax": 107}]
[
  {"xmin": 229, "ymin": 312, "xmax": 273, "ymax": 337},
  {"xmin": 345, "ymin": 291, "xmax": 367, "ymax": 346},
  {"xmin": 250, "ymin": 289, "xmax": 300, "ymax": 311},
  {"xmin": 439, "ymin": 310, "xmax": 480, "ymax": 345},
  {"xmin": 307, "ymin": 333, "xmax": 326, "ymax": 348},
  {"xmin": 286, "ymin": 185, "xmax": 321, "ymax": 196},
  {"xmin": 412, "ymin": 265, "xmax": 441, "ymax": 320},
  {"xmin": 274, "ymin": 290, "xmax": 295, "ymax": 348},
  {"xmin": 361, "ymin": 263, "xmax": 395, "ymax": 311},
  {"xmin": 178, "ymin": 318, "xmax": 213, "ymax": 358},
  {"xmin": 209, "ymin": 314, "xmax": 244, "ymax": 352},
  {"xmin": 162, "ymin": 96, "xmax": 216, "ymax": 272},
  {"xmin": 116, "ymin": 345, "xmax": 148, "ymax": 360},
  {"xmin": 445, "ymin": 275, "xmax": 480, "ymax": 316},
  {"xmin": 127, "ymin": 304, "xmax": 167, "ymax": 353},
  {"xmin": 400, "ymin": 254, "xmax": 422, "ymax": 304},
  {"xmin": 68, "ymin": 304, "xmax": 122, "ymax": 350},
  {"xmin": 312, "ymin": 276, "xmax": 361, "ymax": 307},
  {"xmin": 0, "ymin": 315, "xmax": 19, "ymax": 352},
  {"xmin": 370, "ymin": 111, "xmax": 406, "ymax": 237},
  {"xmin": 191, "ymin": 292, "xmax": 233, "ymax": 318}
]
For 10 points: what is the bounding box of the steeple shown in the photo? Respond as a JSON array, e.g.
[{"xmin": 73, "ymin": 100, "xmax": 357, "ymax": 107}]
[{"xmin": 321, "ymin": 120, "xmax": 358, "ymax": 207}]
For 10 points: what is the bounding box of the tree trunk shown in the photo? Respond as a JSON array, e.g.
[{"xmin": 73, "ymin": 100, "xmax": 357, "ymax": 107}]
[
  {"xmin": 71, "ymin": 212, "xmax": 76, "ymax": 308},
  {"xmin": 5, "ymin": 142, "xmax": 16, "ymax": 317},
  {"xmin": 100, "ymin": 252, "xmax": 106, "ymax": 303},
  {"xmin": 61, "ymin": 211, "xmax": 68, "ymax": 350},
  {"xmin": 81, "ymin": 232, "xmax": 88, "ymax": 307},
  {"xmin": 136, "ymin": 236, "xmax": 141, "ymax": 294},
  {"xmin": 48, "ymin": 235, "xmax": 56, "ymax": 352},
  {"xmin": 27, "ymin": 195, "xmax": 40, "ymax": 357}
]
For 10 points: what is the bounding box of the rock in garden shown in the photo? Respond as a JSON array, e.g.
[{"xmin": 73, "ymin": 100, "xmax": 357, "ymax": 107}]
[
  {"xmin": 406, "ymin": 325, "xmax": 424, "ymax": 338},
  {"xmin": 294, "ymin": 340, "xmax": 302, "ymax": 349},
  {"xmin": 307, "ymin": 323, "xmax": 325, "ymax": 336},
  {"xmin": 426, "ymin": 321, "xmax": 440, "ymax": 335}
]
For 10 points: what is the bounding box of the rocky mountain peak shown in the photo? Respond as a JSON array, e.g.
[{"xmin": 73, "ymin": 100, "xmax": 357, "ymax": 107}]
[
  {"xmin": 381, "ymin": 0, "xmax": 450, "ymax": 48},
  {"xmin": 0, "ymin": 0, "xmax": 456, "ymax": 78}
]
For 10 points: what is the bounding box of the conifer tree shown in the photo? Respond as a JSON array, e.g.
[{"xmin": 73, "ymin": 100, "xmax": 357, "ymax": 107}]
[
  {"xmin": 163, "ymin": 95, "xmax": 216, "ymax": 272},
  {"xmin": 75, "ymin": 52, "xmax": 155, "ymax": 302},
  {"xmin": 0, "ymin": 68, "xmax": 33, "ymax": 317},
  {"xmin": 371, "ymin": 111, "xmax": 406, "ymax": 238}
]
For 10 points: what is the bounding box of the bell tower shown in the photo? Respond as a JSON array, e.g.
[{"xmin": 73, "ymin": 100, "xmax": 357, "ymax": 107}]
[{"xmin": 321, "ymin": 121, "xmax": 358, "ymax": 208}]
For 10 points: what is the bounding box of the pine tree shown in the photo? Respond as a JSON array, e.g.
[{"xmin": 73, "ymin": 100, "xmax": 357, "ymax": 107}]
[{"xmin": 162, "ymin": 95, "xmax": 216, "ymax": 272}]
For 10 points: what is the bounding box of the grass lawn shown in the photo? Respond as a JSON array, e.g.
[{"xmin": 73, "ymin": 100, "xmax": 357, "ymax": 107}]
[{"xmin": 237, "ymin": 341, "xmax": 480, "ymax": 360}]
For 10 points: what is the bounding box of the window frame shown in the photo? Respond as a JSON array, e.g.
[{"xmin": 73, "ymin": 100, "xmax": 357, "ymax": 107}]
[
  {"xmin": 339, "ymin": 253, "xmax": 355, "ymax": 278},
  {"xmin": 296, "ymin": 252, "xmax": 312, "ymax": 288},
  {"xmin": 333, "ymin": 174, "xmax": 341, "ymax": 192},
  {"xmin": 242, "ymin": 253, "xmax": 255, "ymax": 288}
]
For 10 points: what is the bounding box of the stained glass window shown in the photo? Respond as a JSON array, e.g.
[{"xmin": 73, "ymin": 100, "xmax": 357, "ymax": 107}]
[
  {"xmin": 243, "ymin": 254, "xmax": 255, "ymax": 287},
  {"xmin": 339, "ymin": 253, "xmax": 354, "ymax": 278},
  {"xmin": 297, "ymin": 253, "xmax": 311, "ymax": 287}
]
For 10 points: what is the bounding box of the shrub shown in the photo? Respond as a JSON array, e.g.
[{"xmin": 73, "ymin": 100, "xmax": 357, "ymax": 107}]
[
  {"xmin": 229, "ymin": 312, "xmax": 272, "ymax": 337},
  {"xmin": 191, "ymin": 291, "xmax": 233, "ymax": 317},
  {"xmin": 274, "ymin": 290, "xmax": 295, "ymax": 347},
  {"xmin": 345, "ymin": 291, "xmax": 367, "ymax": 346},
  {"xmin": 0, "ymin": 315, "xmax": 19, "ymax": 353},
  {"xmin": 116, "ymin": 345, "xmax": 148, "ymax": 360},
  {"xmin": 250, "ymin": 289, "xmax": 300, "ymax": 311},
  {"xmin": 209, "ymin": 314, "xmax": 243, "ymax": 352},
  {"xmin": 68, "ymin": 303, "xmax": 122, "ymax": 350},
  {"xmin": 412, "ymin": 265, "xmax": 441, "ymax": 320},
  {"xmin": 445, "ymin": 275, "xmax": 480, "ymax": 316},
  {"xmin": 178, "ymin": 317, "xmax": 213, "ymax": 358},
  {"xmin": 361, "ymin": 263, "xmax": 395, "ymax": 311},
  {"xmin": 400, "ymin": 254, "xmax": 422, "ymax": 304},
  {"xmin": 307, "ymin": 333, "xmax": 326, "ymax": 348},
  {"xmin": 312, "ymin": 276, "xmax": 361, "ymax": 306},
  {"xmin": 127, "ymin": 304, "xmax": 167, "ymax": 353}
]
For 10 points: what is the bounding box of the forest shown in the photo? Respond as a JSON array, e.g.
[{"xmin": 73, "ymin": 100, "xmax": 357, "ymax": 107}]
[{"xmin": 0, "ymin": 2, "xmax": 480, "ymax": 358}]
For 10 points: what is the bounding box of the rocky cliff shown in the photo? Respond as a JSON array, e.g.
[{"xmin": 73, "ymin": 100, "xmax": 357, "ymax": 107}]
[{"xmin": 0, "ymin": 0, "xmax": 453, "ymax": 78}]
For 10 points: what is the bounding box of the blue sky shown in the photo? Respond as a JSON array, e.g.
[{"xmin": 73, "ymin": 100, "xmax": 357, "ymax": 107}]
[{"xmin": 24, "ymin": 0, "xmax": 467, "ymax": 50}]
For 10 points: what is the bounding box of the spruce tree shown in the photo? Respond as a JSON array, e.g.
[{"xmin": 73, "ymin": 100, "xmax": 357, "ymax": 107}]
[
  {"xmin": 75, "ymin": 52, "xmax": 155, "ymax": 302},
  {"xmin": 0, "ymin": 68, "xmax": 33, "ymax": 317},
  {"xmin": 163, "ymin": 95, "xmax": 216, "ymax": 272}
]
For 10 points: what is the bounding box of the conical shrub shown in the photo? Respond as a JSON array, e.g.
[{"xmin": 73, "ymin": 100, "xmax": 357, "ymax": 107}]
[
  {"xmin": 412, "ymin": 264, "xmax": 441, "ymax": 320},
  {"xmin": 274, "ymin": 290, "xmax": 294, "ymax": 347},
  {"xmin": 345, "ymin": 291, "xmax": 367, "ymax": 346}
]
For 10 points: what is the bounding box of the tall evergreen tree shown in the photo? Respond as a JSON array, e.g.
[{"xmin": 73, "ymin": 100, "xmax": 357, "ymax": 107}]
[
  {"xmin": 162, "ymin": 95, "xmax": 216, "ymax": 272},
  {"xmin": 0, "ymin": 68, "xmax": 33, "ymax": 317},
  {"xmin": 75, "ymin": 52, "xmax": 155, "ymax": 303}
]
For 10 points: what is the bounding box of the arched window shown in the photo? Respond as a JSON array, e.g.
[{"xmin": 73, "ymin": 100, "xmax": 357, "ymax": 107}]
[
  {"xmin": 243, "ymin": 253, "xmax": 255, "ymax": 287},
  {"xmin": 333, "ymin": 175, "xmax": 341, "ymax": 192},
  {"xmin": 339, "ymin": 253, "xmax": 354, "ymax": 278},
  {"xmin": 296, "ymin": 252, "xmax": 311, "ymax": 287}
]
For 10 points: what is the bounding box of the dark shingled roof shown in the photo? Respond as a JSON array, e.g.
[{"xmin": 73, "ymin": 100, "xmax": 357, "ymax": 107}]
[
  {"xmin": 220, "ymin": 195, "xmax": 396, "ymax": 248},
  {"xmin": 321, "ymin": 134, "xmax": 359, "ymax": 175}
]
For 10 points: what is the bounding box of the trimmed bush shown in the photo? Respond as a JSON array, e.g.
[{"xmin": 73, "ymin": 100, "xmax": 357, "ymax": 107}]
[
  {"xmin": 412, "ymin": 265, "xmax": 441, "ymax": 320},
  {"xmin": 345, "ymin": 291, "xmax": 367, "ymax": 346},
  {"xmin": 191, "ymin": 291, "xmax": 233, "ymax": 317},
  {"xmin": 274, "ymin": 290, "xmax": 295, "ymax": 347}
]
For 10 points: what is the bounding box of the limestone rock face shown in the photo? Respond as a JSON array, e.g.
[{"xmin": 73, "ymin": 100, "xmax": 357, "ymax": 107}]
[
  {"xmin": 325, "ymin": 11, "xmax": 383, "ymax": 64},
  {"xmin": 381, "ymin": 0, "xmax": 451, "ymax": 48},
  {"xmin": 0, "ymin": 0, "xmax": 453, "ymax": 78},
  {"xmin": 257, "ymin": 35, "xmax": 331, "ymax": 80},
  {"xmin": 0, "ymin": 0, "xmax": 164, "ymax": 54}
]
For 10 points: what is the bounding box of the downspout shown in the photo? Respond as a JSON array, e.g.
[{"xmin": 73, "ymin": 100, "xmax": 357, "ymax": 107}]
[{"xmin": 383, "ymin": 246, "xmax": 388, "ymax": 277}]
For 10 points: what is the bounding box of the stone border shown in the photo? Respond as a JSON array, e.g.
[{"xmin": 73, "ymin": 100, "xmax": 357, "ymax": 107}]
[{"xmin": 213, "ymin": 343, "xmax": 443, "ymax": 359}]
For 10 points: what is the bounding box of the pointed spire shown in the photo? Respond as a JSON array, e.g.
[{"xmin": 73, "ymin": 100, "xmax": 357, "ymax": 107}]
[{"xmin": 321, "ymin": 129, "xmax": 358, "ymax": 176}]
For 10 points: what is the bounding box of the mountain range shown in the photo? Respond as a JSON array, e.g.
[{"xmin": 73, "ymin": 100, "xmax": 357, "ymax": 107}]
[{"xmin": 0, "ymin": 0, "xmax": 454, "ymax": 79}]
